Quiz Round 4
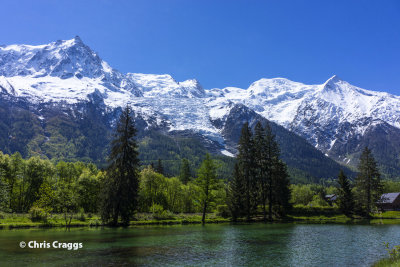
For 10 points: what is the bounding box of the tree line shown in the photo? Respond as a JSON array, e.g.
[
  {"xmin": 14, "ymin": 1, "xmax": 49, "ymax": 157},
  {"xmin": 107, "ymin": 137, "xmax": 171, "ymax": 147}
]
[{"xmin": 0, "ymin": 106, "xmax": 389, "ymax": 225}]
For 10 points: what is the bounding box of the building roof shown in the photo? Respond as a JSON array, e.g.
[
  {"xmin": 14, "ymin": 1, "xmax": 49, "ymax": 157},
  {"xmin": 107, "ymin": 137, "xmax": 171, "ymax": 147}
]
[
  {"xmin": 325, "ymin": 194, "xmax": 337, "ymax": 201},
  {"xmin": 378, "ymin": 193, "xmax": 400, "ymax": 204}
]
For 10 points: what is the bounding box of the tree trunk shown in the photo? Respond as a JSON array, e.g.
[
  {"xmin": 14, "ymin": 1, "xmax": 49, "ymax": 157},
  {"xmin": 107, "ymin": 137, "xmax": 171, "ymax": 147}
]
[{"xmin": 202, "ymin": 201, "xmax": 207, "ymax": 224}]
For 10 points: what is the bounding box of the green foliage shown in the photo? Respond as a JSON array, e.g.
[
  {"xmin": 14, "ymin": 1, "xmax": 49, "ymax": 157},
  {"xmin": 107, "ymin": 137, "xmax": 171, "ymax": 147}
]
[
  {"xmin": 354, "ymin": 147, "xmax": 383, "ymax": 215},
  {"xmin": 236, "ymin": 122, "xmax": 258, "ymax": 220},
  {"xmin": 149, "ymin": 204, "xmax": 174, "ymax": 220},
  {"xmin": 55, "ymin": 181, "xmax": 79, "ymax": 227},
  {"xmin": 195, "ymin": 153, "xmax": 220, "ymax": 223},
  {"xmin": 138, "ymin": 167, "xmax": 168, "ymax": 211},
  {"xmin": 34, "ymin": 182, "xmax": 55, "ymax": 214},
  {"xmin": 100, "ymin": 106, "xmax": 140, "ymax": 225},
  {"xmin": 337, "ymin": 170, "xmax": 355, "ymax": 217},
  {"xmin": 228, "ymin": 121, "xmax": 291, "ymax": 220},
  {"xmin": 0, "ymin": 156, "xmax": 9, "ymax": 211},
  {"xmin": 29, "ymin": 206, "xmax": 48, "ymax": 222},
  {"xmin": 309, "ymin": 195, "xmax": 329, "ymax": 207},
  {"xmin": 227, "ymin": 163, "xmax": 245, "ymax": 220},
  {"xmin": 179, "ymin": 158, "xmax": 191, "ymax": 184},
  {"xmin": 77, "ymin": 169, "xmax": 101, "ymax": 213},
  {"xmin": 290, "ymin": 184, "xmax": 315, "ymax": 205},
  {"xmin": 382, "ymin": 180, "xmax": 400, "ymax": 193}
]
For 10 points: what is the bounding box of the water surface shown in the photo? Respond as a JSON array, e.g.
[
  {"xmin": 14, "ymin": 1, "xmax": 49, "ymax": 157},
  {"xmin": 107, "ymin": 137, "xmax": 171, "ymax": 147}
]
[{"xmin": 0, "ymin": 223, "xmax": 398, "ymax": 266}]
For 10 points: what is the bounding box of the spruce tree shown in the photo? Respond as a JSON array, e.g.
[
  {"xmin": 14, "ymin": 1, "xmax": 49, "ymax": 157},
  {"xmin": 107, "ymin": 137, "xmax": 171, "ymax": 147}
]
[
  {"xmin": 355, "ymin": 147, "xmax": 382, "ymax": 216},
  {"xmin": 337, "ymin": 170, "xmax": 354, "ymax": 217},
  {"xmin": 272, "ymin": 159, "xmax": 291, "ymax": 216},
  {"xmin": 195, "ymin": 153, "xmax": 219, "ymax": 224},
  {"xmin": 253, "ymin": 121, "xmax": 269, "ymax": 221},
  {"xmin": 227, "ymin": 163, "xmax": 245, "ymax": 221},
  {"xmin": 237, "ymin": 122, "xmax": 257, "ymax": 220},
  {"xmin": 179, "ymin": 158, "xmax": 191, "ymax": 184},
  {"xmin": 100, "ymin": 106, "xmax": 140, "ymax": 225}
]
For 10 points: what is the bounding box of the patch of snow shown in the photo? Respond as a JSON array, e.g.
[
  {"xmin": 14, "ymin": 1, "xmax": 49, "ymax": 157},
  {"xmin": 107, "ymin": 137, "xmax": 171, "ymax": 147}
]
[{"xmin": 221, "ymin": 149, "xmax": 235, "ymax": 157}]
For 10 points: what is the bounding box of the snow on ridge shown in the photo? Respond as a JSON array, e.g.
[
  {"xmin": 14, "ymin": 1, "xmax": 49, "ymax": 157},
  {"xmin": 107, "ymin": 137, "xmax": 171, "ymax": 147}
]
[{"xmin": 2, "ymin": 37, "xmax": 400, "ymax": 156}]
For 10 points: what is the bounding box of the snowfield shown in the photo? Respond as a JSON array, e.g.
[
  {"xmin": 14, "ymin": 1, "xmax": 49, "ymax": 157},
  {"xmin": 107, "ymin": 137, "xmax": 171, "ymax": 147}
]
[{"xmin": 1, "ymin": 37, "xmax": 400, "ymax": 156}]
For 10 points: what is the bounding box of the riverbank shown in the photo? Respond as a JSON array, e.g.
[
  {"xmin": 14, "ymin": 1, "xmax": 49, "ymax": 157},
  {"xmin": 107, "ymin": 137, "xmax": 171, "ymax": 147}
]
[
  {"xmin": 2, "ymin": 209, "xmax": 400, "ymax": 229},
  {"xmin": 373, "ymin": 258, "xmax": 400, "ymax": 267},
  {"xmin": 0, "ymin": 212, "xmax": 232, "ymax": 229}
]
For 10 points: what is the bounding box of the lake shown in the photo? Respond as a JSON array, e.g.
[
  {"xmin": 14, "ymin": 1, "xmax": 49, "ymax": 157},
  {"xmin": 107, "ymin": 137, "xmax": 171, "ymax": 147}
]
[{"xmin": 0, "ymin": 223, "xmax": 398, "ymax": 266}]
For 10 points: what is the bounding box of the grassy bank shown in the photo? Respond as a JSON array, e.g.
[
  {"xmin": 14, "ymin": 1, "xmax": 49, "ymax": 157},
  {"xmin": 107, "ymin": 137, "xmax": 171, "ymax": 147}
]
[
  {"xmin": 2, "ymin": 209, "xmax": 400, "ymax": 229},
  {"xmin": 0, "ymin": 212, "xmax": 230, "ymax": 229},
  {"xmin": 373, "ymin": 258, "xmax": 400, "ymax": 267}
]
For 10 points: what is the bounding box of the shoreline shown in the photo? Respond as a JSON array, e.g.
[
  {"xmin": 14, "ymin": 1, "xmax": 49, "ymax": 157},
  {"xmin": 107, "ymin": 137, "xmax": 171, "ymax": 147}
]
[{"xmin": 2, "ymin": 213, "xmax": 400, "ymax": 230}]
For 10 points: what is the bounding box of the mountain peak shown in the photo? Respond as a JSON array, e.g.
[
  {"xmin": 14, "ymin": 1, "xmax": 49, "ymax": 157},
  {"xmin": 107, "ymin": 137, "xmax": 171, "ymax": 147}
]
[
  {"xmin": 322, "ymin": 75, "xmax": 346, "ymax": 92},
  {"xmin": 73, "ymin": 35, "xmax": 83, "ymax": 44},
  {"xmin": 324, "ymin": 75, "xmax": 342, "ymax": 85}
]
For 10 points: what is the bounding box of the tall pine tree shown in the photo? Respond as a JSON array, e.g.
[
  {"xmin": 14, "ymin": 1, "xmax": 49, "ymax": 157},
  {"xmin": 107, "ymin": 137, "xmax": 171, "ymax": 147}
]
[
  {"xmin": 253, "ymin": 121, "xmax": 290, "ymax": 220},
  {"xmin": 272, "ymin": 159, "xmax": 291, "ymax": 216},
  {"xmin": 355, "ymin": 147, "xmax": 382, "ymax": 216},
  {"xmin": 337, "ymin": 170, "xmax": 354, "ymax": 217},
  {"xmin": 227, "ymin": 162, "xmax": 245, "ymax": 221},
  {"xmin": 236, "ymin": 122, "xmax": 257, "ymax": 220},
  {"xmin": 100, "ymin": 106, "xmax": 140, "ymax": 225}
]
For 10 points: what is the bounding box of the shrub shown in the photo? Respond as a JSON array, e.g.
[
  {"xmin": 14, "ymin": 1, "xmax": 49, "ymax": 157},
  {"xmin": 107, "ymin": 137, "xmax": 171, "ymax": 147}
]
[
  {"xmin": 150, "ymin": 204, "xmax": 175, "ymax": 220},
  {"xmin": 29, "ymin": 206, "xmax": 48, "ymax": 222}
]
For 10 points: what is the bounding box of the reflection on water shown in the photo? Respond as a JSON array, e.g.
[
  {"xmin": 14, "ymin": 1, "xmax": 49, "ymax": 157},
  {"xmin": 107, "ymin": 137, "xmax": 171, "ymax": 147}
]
[{"xmin": 0, "ymin": 224, "xmax": 398, "ymax": 266}]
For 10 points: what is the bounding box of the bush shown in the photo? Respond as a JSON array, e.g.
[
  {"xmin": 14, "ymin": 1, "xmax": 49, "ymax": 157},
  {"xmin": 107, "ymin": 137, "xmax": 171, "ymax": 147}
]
[
  {"xmin": 150, "ymin": 204, "xmax": 175, "ymax": 220},
  {"xmin": 29, "ymin": 206, "xmax": 48, "ymax": 222},
  {"xmin": 0, "ymin": 211, "xmax": 5, "ymax": 219},
  {"xmin": 216, "ymin": 205, "xmax": 231, "ymax": 218}
]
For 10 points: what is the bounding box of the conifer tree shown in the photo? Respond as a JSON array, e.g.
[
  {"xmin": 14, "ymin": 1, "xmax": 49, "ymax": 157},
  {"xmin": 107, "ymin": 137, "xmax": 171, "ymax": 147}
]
[
  {"xmin": 227, "ymin": 163, "xmax": 245, "ymax": 221},
  {"xmin": 195, "ymin": 153, "xmax": 219, "ymax": 224},
  {"xmin": 100, "ymin": 106, "xmax": 140, "ymax": 225},
  {"xmin": 253, "ymin": 122, "xmax": 268, "ymax": 220},
  {"xmin": 355, "ymin": 147, "xmax": 382, "ymax": 216},
  {"xmin": 253, "ymin": 121, "xmax": 291, "ymax": 219},
  {"xmin": 179, "ymin": 158, "xmax": 191, "ymax": 184},
  {"xmin": 237, "ymin": 122, "xmax": 257, "ymax": 220},
  {"xmin": 337, "ymin": 170, "xmax": 354, "ymax": 217}
]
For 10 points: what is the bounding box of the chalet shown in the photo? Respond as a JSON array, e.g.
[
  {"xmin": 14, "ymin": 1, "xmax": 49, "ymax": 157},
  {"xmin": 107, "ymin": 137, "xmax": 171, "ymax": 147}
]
[
  {"xmin": 323, "ymin": 194, "xmax": 337, "ymax": 206},
  {"xmin": 325, "ymin": 194, "xmax": 337, "ymax": 203},
  {"xmin": 377, "ymin": 192, "xmax": 400, "ymax": 211}
]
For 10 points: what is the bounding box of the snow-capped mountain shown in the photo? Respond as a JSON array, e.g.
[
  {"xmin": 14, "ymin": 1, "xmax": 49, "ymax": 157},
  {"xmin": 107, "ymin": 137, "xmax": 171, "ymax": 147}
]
[{"xmin": 1, "ymin": 37, "xmax": 399, "ymax": 176}]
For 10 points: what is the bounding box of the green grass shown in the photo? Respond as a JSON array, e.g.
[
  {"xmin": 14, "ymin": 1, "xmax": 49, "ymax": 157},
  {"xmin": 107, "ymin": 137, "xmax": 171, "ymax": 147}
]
[
  {"xmin": 373, "ymin": 211, "xmax": 400, "ymax": 219},
  {"xmin": 0, "ymin": 212, "xmax": 229, "ymax": 229},
  {"xmin": 0, "ymin": 212, "xmax": 102, "ymax": 229},
  {"xmin": 2, "ymin": 210, "xmax": 400, "ymax": 229},
  {"xmin": 373, "ymin": 257, "xmax": 400, "ymax": 267}
]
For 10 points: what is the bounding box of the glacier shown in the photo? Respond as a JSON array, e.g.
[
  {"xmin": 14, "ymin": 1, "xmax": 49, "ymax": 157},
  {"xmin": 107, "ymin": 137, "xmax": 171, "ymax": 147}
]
[{"xmin": 1, "ymin": 37, "xmax": 400, "ymax": 161}]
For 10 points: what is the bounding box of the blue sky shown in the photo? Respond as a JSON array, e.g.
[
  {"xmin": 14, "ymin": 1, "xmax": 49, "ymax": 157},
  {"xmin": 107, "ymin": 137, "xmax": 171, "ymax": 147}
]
[{"xmin": 1, "ymin": 0, "xmax": 399, "ymax": 94}]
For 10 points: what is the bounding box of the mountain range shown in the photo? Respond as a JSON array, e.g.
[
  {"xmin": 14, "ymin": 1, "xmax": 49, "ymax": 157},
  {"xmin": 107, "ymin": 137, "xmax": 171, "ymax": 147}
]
[{"xmin": 1, "ymin": 36, "xmax": 399, "ymax": 179}]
